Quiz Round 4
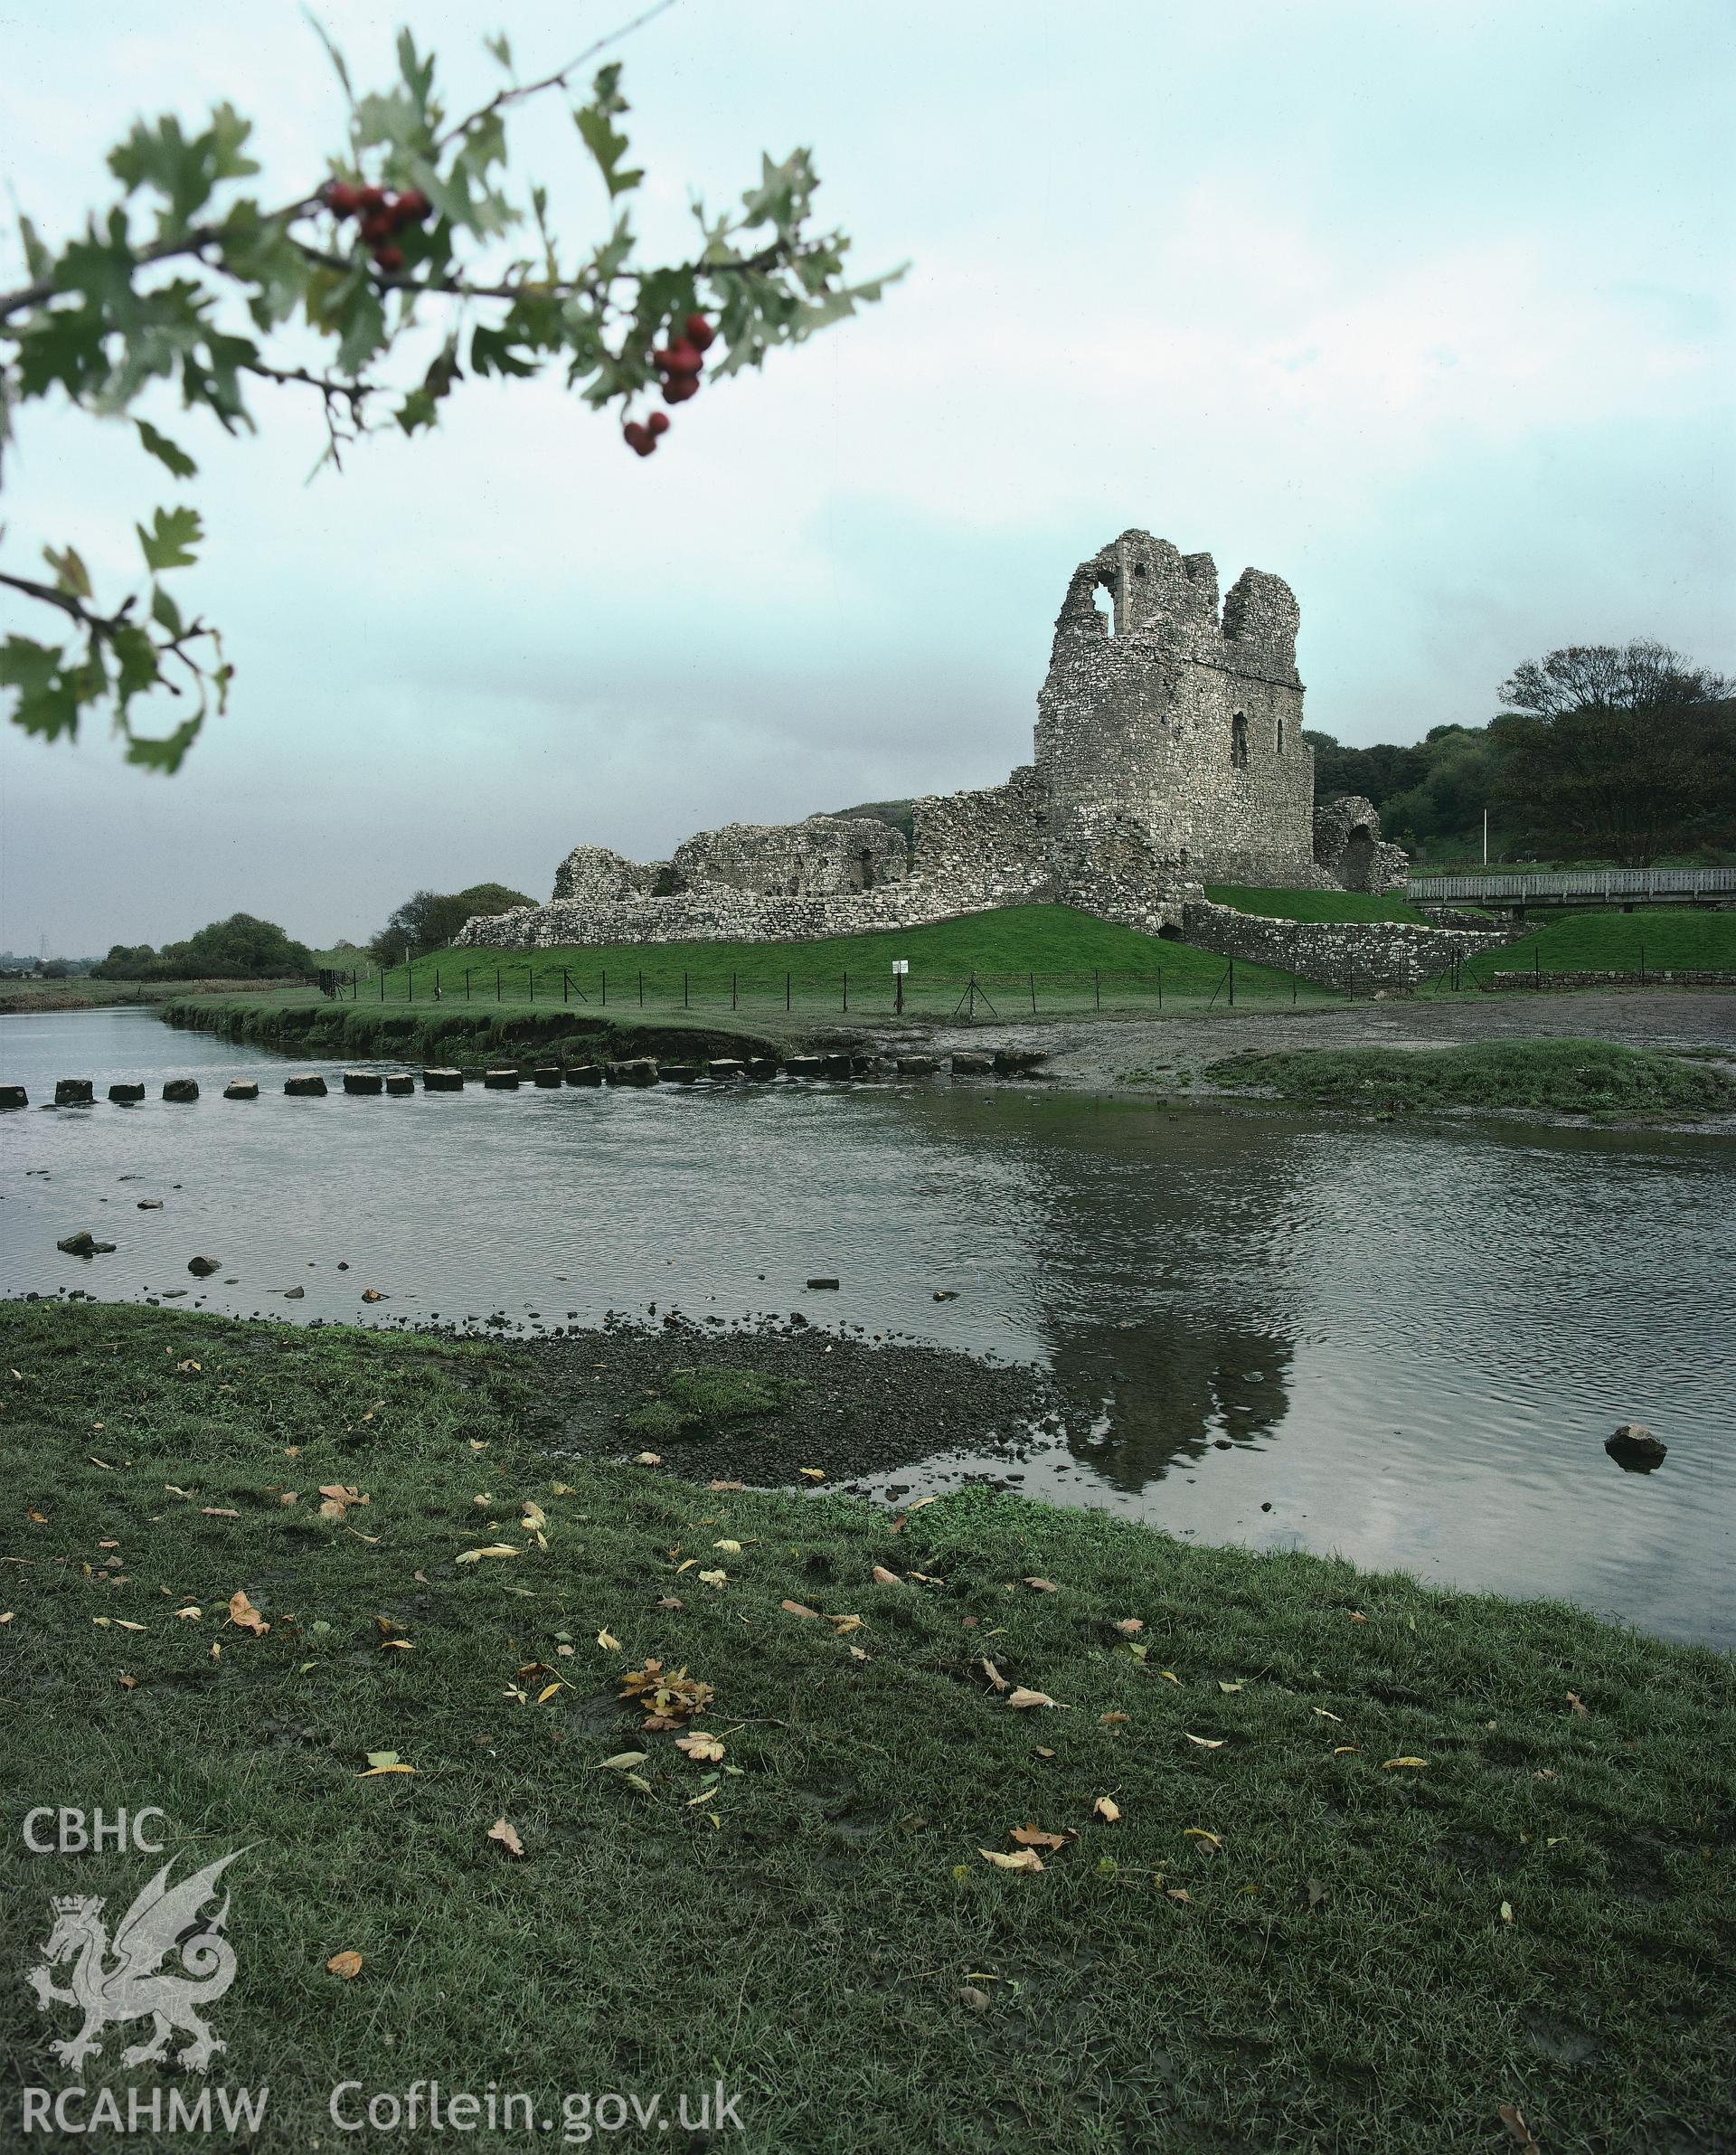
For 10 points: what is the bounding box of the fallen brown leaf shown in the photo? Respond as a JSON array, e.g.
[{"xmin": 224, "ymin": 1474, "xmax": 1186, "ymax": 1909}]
[
  {"xmin": 871, "ymin": 1564, "xmax": 903, "ymax": 1586},
  {"xmin": 486, "ymin": 1817, "xmax": 525, "ymax": 1858},
  {"xmin": 1005, "ymin": 1687, "xmax": 1066, "ymax": 1710},
  {"xmin": 1010, "ymin": 1823, "xmax": 1072, "ymax": 1850},
  {"xmin": 978, "ymin": 1847, "xmax": 1043, "ymax": 1873},
  {"xmin": 1092, "ymin": 1796, "xmax": 1122, "ymax": 1823},
  {"xmin": 227, "ymin": 1590, "xmax": 269, "ymax": 1636},
  {"xmin": 1114, "ymin": 1618, "xmax": 1144, "ymax": 1635},
  {"xmin": 780, "ymin": 1599, "xmax": 821, "ymax": 1620},
  {"xmin": 326, "ymin": 1951, "xmax": 363, "ymax": 1980},
  {"xmin": 1023, "ymin": 1577, "xmax": 1058, "ymax": 1593},
  {"xmin": 674, "ymin": 1730, "xmax": 725, "ymax": 1763}
]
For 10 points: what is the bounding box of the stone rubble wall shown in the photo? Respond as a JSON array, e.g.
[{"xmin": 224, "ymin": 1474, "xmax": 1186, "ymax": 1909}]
[{"xmin": 1181, "ymin": 899, "xmax": 1518, "ymax": 992}]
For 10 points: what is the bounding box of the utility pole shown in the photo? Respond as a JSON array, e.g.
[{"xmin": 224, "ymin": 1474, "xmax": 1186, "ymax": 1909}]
[{"xmin": 1483, "ymin": 808, "xmax": 1488, "ymax": 866}]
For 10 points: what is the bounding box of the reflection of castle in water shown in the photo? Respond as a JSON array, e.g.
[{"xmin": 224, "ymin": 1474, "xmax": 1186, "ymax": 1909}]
[{"xmin": 1050, "ymin": 1322, "xmax": 1294, "ymax": 1492}]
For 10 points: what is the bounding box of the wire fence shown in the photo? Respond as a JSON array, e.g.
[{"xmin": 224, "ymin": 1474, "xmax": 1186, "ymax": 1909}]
[{"xmin": 309, "ymin": 940, "xmax": 1731, "ymax": 1018}]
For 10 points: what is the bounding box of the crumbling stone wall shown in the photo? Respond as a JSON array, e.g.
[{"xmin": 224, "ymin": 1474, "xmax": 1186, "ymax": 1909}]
[
  {"xmin": 457, "ymin": 528, "xmax": 1411, "ymax": 955},
  {"xmin": 1313, "ymin": 796, "xmax": 1409, "ymax": 895},
  {"xmin": 1182, "ymin": 899, "xmax": 1517, "ymax": 992}
]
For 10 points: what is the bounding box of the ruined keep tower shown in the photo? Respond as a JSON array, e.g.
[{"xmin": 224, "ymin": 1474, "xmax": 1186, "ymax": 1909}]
[{"xmin": 1033, "ymin": 530, "xmax": 1319, "ymax": 887}]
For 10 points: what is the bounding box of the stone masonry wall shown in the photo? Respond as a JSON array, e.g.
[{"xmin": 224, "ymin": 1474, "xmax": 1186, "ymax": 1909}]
[{"xmin": 1182, "ymin": 899, "xmax": 1518, "ymax": 992}]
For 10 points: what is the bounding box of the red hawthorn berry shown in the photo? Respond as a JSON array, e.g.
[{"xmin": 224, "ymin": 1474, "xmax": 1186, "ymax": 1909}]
[
  {"xmin": 684, "ymin": 313, "xmax": 715, "ymax": 351},
  {"xmin": 358, "ymin": 184, "xmax": 387, "ymax": 211},
  {"xmin": 325, "ymin": 182, "xmax": 362, "ymax": 216},
  {"xmin": 623, "ymin": 421, "xmax": 656, "ymax": 457},
  {"xmin": 373, "ymin": 243, "xmax": 404, "ymax": 272},
  {"xmin": 663, "ymin": 340, "xmax": 703, "ymax": 376},
  {"xmin": 395, "ymin": 189, "xmax": 431, "ymax": 222},
  {"xmin": 361, "ymin": 210, "xmax": 394, "ymax": 243},
  {"xmin": 650, "ymin": 347, "xmax": 677, "ymax": 373},
  {"xmin": 662, "ymin": 375, "xmax": 700, "ymax": 405},
  {"xmin": 646, "ymin": 411, "xmax": 670, "ymax": 436}
]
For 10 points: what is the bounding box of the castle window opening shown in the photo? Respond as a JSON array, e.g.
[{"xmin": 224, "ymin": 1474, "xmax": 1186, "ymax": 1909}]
[
  {"xmin": 1231, "ymin": 711, "xmax": 1249, "ymax": 768},
  {"xmin": 1276, "ymin": 714, "xmax": 1284, "ymax": 754},
  {"xmin": 857, "ymin": 849, "xmax": 876, "ymax": 891},
  {"xmin": 1095, "ymin": 573, "xmax": 1116, "ymax": 638}
]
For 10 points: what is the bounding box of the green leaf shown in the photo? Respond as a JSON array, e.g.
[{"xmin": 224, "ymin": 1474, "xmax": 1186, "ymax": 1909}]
[
  {"xmin": 109, "ymin": 620, "xmax": 162, "ymax": 709},
  {"xmin": 333, "ymin": 277, "xmax": 388, "ymax": 377},
  {"xmin": 307, "ymin": 17, "xmax": 355, "ymax": 106},
  {"xmin": 469, "ymin": 323, "xmax": 537, "ymax": 380},
  {"xmin": 574, "ymin": 69, "xmax": 643, "ymax": 200},
  {"xmin": 136, "ymin": 417, "xmax": 198, "ymax": 478},
  {"xmin": 123, "ymin": 708, "xmax": 205, "ymax": 772},
  {"xmin": 137, "ymin": 505, "xmax": 203, "ymax": 572},
  {"xmin": 42, "ymin": 544, "xmax": 92, "ymax": 600},
  {"xmin": 396, "ymin": 337, "xmax": 463, "ymax": 436},
  {"xmin": 485, "ymin": 31, "xmax": 513, "ymax": 70},
  {"xmin": 150, "ymin": 583, "xmax": 186, "ymax": 638},
  {"xmin": 0, "ymin": 636, "xmax": 82, "ymax": 743},
  {"xmin": 19, "ymin": 213, "xmax": 52, "ymax": 281},
  {"xmin": 107, "ymin": 107, "xmax": 258, "ymax": 229}
]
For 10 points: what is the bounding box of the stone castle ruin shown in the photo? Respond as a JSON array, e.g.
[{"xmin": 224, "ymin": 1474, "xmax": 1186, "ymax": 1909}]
[{"xmin": 457, "ymin": 530, "xmax": 1494, "ymax": 987}]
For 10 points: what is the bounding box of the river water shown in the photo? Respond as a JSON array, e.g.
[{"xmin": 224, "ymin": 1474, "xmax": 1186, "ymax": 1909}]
[{"xmin": 4, "ymin": 1006, "xmax": 1731, "ymax": 1648}]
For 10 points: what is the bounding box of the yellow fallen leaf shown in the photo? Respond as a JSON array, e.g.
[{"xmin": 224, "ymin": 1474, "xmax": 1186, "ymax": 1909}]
[
  {"xmin": 872, "ymin": 1565, "xmax": 903, "ymax": 1586},
  {"xmin": 1382, "ymin": 1757, "xmax": 1428, "ymax": 1770},
  {"xmin": 1005, "ymin": 1687, "xmax": 1066, "ymax": 1710},
  {"xmin": 535, "ymin": 1681, "xmax": 565, "ymax": 1705},
  {"xmin": 697, "ymin": 1568, "xmax": 728, "ymax": 1587},
  {"xmin": 827, "ymin": 1612, "xmax": 863, "ymax": 1634},
  {"xmin": 521, "ymin": 1501, "xmax": 548, "ymax": 1531},
  {"xmin": 1500, "ymin": 1900, "xmax": 1514, "ymax": 1923},
  {"xmin": 1099, "ymin": 1711, "xmax": 1129, "ymax": 1726},
  {"xmin": 1024, "ymin": 1577, "xmax": 1058, "ymax": 1593},
  {"xmin": 712, "ymin": 1538, "xmax": 741, "ymax": 1555},
  {"xmin": 1183, "ymin": 1829, "xmax": 1222, "ymax": 1851},
  {"xmin": 797, "ymin": 1468, "xmax": 826, "ymax": 1481},
  {"xmin": 117, "ymin": 1673, "xmax": 136, "ymax": 1688},
  {"xmin": 486, "ymin": 1817, "xmax": 525, "ymax": 1857},
  {"xmin": 227, "ymin": 1592, "xmax": 268, "ymax": 1635},
  {"xmin": 1218, "ymin": 1680, "xmax": 1243, "ymax": 1694},
  {"xmin": 597, "ymin": 1753, "xmax": 646, "ymax": 1771},
  {"xmin": 356, "ymin": 1762, "xmax": 414, "ymax": 1778},
  {"xmin": 780, "ymin": 1599, "xmax": 821, "ymax": 1619},
  {"xmin": 1312, "ymin": 1707, "xmax": 1343, "ymax": 1722},
  {"xmin": 201, "ymin": 1507, "xmax": 240, "ymax": 1518},
  {"xmin": 1165, "ymin": 1887, "xmax": 1192, "ymax": 1904},
  {"xmin": 675, "ymin": 1730, "xmax": 725, "ymax": 1763},
  {"xmin": 1184, "ymin": 1734, "xmax": 1226, "ymax": 1749},
  {"xmin": 1333, "ymin": 1744, "xmax": 1360, "ymax": 1755},
  {"xmin": 980, "ymin": 1658, "xmax": 1009, "ymax": 1692},
  {"xmin": 1566, "ymin": 1691, "xmax": 1589, "ymax": 1716},
  {"xmin": 1092, "ymin": 1796, "xmax": 1122, "ymax": 1822},
  {"xmin": 634, "ymin": 1452, "xmax": 662, "ymax": 1466},
  {"xmin": 456, "ymin": 1545, "xmax": 521, "ymax": 1564},
  {"xmin": 326, "ymin": 1951, "xmax": 364, "ymax": 1980},
  {"xmin": 381, "ymin": 1639, "xmax": 413, "ymax": 1652},
  {"xmin": 1115, "ymin": 1618, "xmax": 1145, "ymax": 1635},
  {"xmin": 978, "ymin": 1847, "xmax": 1044, "ymax": 1873},
  {"xmin": 1159, "ymin": 1669, "xmax": 1181, "ymax": 1685},
  {"xmin": 597, "ymin": 1630, "xmax": 621, "ymax": 1650}
]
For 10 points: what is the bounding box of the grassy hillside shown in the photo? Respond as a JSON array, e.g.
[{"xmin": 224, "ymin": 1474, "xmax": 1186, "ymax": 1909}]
[
  {"xmin": 3, "ymin": 1300, "xmax": 1731, "ymax": 2152},
  {"xmin": 1203, "ymin": 884, "xmax": 1429, "ymax": 924},
  {"xmin": 1480, "ymin": 908, "xmax": 1736, "ymax": 977},
  {"xmin": 1207, "ymin": 1038, "xmax": 1736, "ymax": 1117},
  {"xmin": 375, "ymin": 905, "xmax": 1309, "ymax": 1015}
]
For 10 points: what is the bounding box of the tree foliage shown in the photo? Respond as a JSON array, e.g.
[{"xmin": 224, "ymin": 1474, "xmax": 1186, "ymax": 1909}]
[
  {"xmin": 1492, "ymin": 642, "xmax": 1734, "ymax": 865},
  {"xmin": 1, "ymin": 15, "xmax": 898, "ymax": 769},
  {"xmin": 368, "ymin": 881, "xmax": 533, "ymax": 963},
  {"xmin": 92, "ymin": 912, "xmax": 313, "ymax": 979}
]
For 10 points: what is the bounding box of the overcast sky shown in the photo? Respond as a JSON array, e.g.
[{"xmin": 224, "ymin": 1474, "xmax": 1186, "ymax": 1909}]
[{"xmin": 2, "ymin": 0, "xmax": 1731, "ymax": 956}]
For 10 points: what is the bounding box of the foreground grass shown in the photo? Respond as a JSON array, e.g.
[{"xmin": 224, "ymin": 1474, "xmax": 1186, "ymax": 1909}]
[
  {"xmin": 1, "ymin": 1305, "xmax": 1731, "ymax": 2151},
  {"xmin": 1205, "ymin": 1038, "xmax": 1736, "ymax": 1117}
]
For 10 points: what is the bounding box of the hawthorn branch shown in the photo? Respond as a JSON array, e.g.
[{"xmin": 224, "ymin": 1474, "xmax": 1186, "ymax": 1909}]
[
  {"xmin": 433, "ymin": 0, "xmax": 684, "ymax": 151},
  {"xmin": 0, "ymin": 569, "xmax": 134, "ymax": 638}
]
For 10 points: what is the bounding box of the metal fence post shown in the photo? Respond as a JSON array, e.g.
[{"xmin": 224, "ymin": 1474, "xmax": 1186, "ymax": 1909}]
[
  {"xmin": 528, "ymin": 969, "xmax": 534, "ymax": 1004},
  {"xmin": 496, "ymin": 969, "xmax": 501, "ymax": 1003},
  {"xmin": 786, "ymin": 971, "xmax": 791, "ymax": 1012},
  {"xmin": 1029, "ymin": 970, "xmax": 1036, "ymax": 1013},
  {"xmin": 601, "ymin": 969, "xmax": 607, "ymax": 1007},
  {"xmin": 562, "ymin": 969, "xmax": 570, "ymax": 1004},
  {"xmin": 683, "ymin": 970, "xmax": 689, "ymax": 1009},
  {"xmin": 637, "ymin": 969, "xmax": 644, "ymax": 1007},
  {"xmin": 731, "ymin": 970, "xmax": 737, "ymax": 1011},
  {"xmin": 1157, "ymin": 969, "xmax": 1163, "ymax": 1010},
  {"xmin": 1228, "ymin": 958, "xmax": 1235, "ymax": 1007},
  {"xmin": 1093, "ymin": 969, "xmax": 1100, "ymax": 1012}
]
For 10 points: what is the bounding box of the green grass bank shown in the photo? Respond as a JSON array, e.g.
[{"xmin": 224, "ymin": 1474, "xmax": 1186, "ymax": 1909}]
[
  {"xmin": 2, "ymin": 1302, "xmax": 1731, "ymax": 2152},
  {"xmin": 1471, "ymin": 907, "xmax": 1736, "ymax": 978},
  {"xmin": 1203, "ymin": 1038, "xmax": 1736, "ymax": 1119}
]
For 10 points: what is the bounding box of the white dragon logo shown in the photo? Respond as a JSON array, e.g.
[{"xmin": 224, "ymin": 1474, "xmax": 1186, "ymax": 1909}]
[{"xmin": 27, "ymin": 1849, "xmax": 246, "ymax": 2075}]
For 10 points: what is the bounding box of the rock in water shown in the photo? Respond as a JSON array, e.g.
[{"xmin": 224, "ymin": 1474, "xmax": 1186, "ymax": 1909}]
[
  {"xmin": 1605, "ymin": 1422, "xmax": 1667, "ymax": 1472},
  {"xmin": 163, "ymin": 1078, "xmax": 200, "ymax": 1102},
  {"xmin": 187, "ymin": 1255, "xmax": 222, "ymax": 1278},
  {"xmin": 57, "ymin": 1230, "xmax": 115, "ymax": 1257}
]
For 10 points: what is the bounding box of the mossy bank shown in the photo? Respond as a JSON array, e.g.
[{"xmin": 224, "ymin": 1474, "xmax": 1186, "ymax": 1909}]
[{"xmin": 2, "ymin": 1300, "xmax": 1731, "ymax": 2153}]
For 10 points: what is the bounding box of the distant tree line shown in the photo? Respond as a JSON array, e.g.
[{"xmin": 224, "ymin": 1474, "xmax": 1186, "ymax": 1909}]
[
  {"xmin": 91, "ymin": 912, "xmax": 312, "ymax": 981},
  {"xmin": 1307, "ymin": 639, "xmax": 1733, "ymax": 865}
]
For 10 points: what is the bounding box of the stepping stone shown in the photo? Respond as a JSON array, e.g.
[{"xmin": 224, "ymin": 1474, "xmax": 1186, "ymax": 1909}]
[
  {"xmin": 0, "ymin": 1085, "xmax": 27, "ymax": 1110},
  {"xmin": 384, "ymin": 1073, "xmax": 415, "ymax": 1096},
  {"xmin": 949, "ymin": 1052, "xmax": 994, "ymax": 1076},
  {"xmin": 822, "ymin": 1054, "xmax": 854, "ymax": 1079},
  {"xmin": 343, "ymin": 1070, "xmax": 383, "ymax": 1095},
  {"xmin": 608, "ymin": 1059, "xmax": 658, "ymax": 1086},
  {"xmin": 563, "ymin": 1064, "xmax": 604, "ymax": 1086},
  {"xmin": 533, "ymin": 1066, "xmax": 563, "ymax": 1087},
  {"xmin": 423, "ymin": 1068, "xmax": 464, "ymax": 1091},
  {"xmin": 745, "ymin": 1059, "xmax": 780, "ymax": 1082},
  {"xmin": 994, "ymin": 1049, "xmax": 1049, "ymax": 1075},
  {"xmin": 484, "ymin": 1068, "xmax": 521, "ymax": 1089},
  {"xmin": 784, "ymin": 1055, "xmax": 824, "ymax": 1079},
  {"xmin": 163, "ymin": 1079, "xmax": 200, "ymax": 1102},
  {"xmin": 284, "ymin": 1074, "xmax": 328, "ymax": 1097},
  {"xmin": 807, "ymin": 1276, "xmax": 841, "ymax": 1290},
  {"xmin": 223, "ymin": 1080, "xmax": 259, "ymax": 1101},
  {"xmin": 55, "ymin": 1079, "xmax": 95, "ymax": 1106},
  {"xmin": 707, "ymin": 1059, "xmax": 745, "ymax": 1080},
  {"xmin": 657, "ymin": 1063, "xmax": 700, "ymax": 1083},
  {"xmin": 108, "ymin": 1082, "xmax": 145, "ymax": 1103}
]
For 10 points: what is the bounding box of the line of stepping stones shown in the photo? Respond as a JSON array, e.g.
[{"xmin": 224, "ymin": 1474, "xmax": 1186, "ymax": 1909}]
[{"xmin": 7, "ymin": 1049, "xmax": 1046, "ymax": 1111}]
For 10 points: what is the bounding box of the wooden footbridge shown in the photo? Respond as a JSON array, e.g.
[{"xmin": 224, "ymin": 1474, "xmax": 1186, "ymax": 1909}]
[{"xmin": 1410, "ymin": 866, "xmax": 1736, "ymax": 915}]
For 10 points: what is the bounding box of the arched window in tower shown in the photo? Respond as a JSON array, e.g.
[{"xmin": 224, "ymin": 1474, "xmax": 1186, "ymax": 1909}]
[
  {"xmin": 1231, "ymin": 711, "xmax": 1249, "ymax": 769},
  {"xmin": 1276, "ymin": 714, "xmax": 1285, "ymax": 754}
]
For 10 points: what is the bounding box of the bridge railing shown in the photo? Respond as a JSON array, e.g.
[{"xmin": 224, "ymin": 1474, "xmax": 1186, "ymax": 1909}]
[{"xmin": 1410, "ymin": 867, "xmax": 1736, "ymax": 903}]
